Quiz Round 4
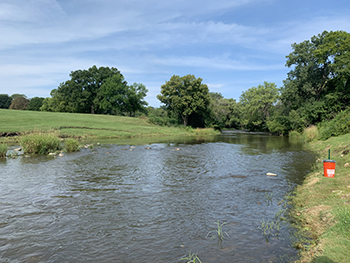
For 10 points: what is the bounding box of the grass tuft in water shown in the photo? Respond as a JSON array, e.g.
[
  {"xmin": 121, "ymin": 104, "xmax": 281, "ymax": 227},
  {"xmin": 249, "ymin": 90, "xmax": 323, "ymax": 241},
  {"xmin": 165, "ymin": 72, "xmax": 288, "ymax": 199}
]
[
  {"xmin": 0, "ymin": 143, "xmax": 7, "ymax": 157},
  {"xmin": 180, "ymin": 250, "xmax": 202, "ymax": 263},
  {"xmin": 20, "ymin": 133, "xmax": 61, "ymax": 154},
  {"xmin": 64, "ymin": 138, "xmax": 80, "ymax": 152},
  {"xmin": 207, "ymin": 220, "xmax": 229, "ymax": 242}
]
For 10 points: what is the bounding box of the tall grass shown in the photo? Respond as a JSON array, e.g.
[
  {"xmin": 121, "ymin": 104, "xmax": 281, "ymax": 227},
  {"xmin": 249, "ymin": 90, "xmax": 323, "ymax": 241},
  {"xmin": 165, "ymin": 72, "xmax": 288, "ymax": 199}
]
[
  {"xmin": 0, "ymin": 143, "xmax": 7, "ymax": 157},
  {"xmin": 20, "ymin": 133, "xmax": 61, "ymax": 154},
  {"xmin": 302, "ymin": 125, "xmax": 319, "ymax": 142},
  {"xmin": 64, "ymin": 138, "xmax": 80, "ymax": 152}
]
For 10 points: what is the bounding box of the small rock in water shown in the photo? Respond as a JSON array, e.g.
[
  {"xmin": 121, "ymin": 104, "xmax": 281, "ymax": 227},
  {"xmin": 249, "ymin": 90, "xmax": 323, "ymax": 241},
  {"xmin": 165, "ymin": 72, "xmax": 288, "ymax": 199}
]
[
  {"xmin": 175, "ymin": 148, "xmax": 180, "ymax": 151},
  {"xmin": 58, "ymin": 153, "xmax": 64, "ymax": 157},
  {"xmin": 145, "ymin": 147, "xmax": 151, "ymax": 150},
  {"xmin": 48, "ymin": 153, "xmax": 56, "ymax": 156},
  {"xmin": 14, "ymin": 148, "xmax": 22, "ymax": 152},
  {"xmin": 24, "ymin": 155, "xmax": 30, "ymax": 158},
  {"xmin": 130, "ymin": 146, "xmax": 136, "ymax": 149},
  {"xmin": 266, "ymin": 172, "xmax": 277, "ymax": 176}
]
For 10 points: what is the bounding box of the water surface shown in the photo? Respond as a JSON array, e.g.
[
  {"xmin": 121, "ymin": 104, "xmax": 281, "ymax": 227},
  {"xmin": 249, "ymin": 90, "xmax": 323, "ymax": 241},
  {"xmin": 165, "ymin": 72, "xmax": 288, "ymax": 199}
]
[{"xmin": 0, "ymin": 133, "xmax": 315, "ymax": 262}]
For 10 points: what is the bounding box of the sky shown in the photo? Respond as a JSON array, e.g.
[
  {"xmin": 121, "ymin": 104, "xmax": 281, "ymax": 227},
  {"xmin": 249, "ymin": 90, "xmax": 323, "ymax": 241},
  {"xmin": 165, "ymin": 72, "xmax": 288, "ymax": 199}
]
[{"xmin": 0, "ymin": 0, "xmax": 350, "ymax": 107}]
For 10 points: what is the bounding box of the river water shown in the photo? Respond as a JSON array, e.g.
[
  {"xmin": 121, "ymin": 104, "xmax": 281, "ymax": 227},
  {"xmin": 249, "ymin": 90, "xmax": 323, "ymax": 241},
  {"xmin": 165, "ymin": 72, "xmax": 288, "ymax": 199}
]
[{"xmin": 0, "ymin": 133, "xmax": 315, "ymax": 263}]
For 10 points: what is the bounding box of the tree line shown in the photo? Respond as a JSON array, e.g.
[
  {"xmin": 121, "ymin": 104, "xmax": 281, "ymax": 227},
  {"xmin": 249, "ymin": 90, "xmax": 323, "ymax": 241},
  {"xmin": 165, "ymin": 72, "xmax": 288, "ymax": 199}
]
[{"xmin": 2, "ymin": 30, "xmax": 349, "ymax": 135}]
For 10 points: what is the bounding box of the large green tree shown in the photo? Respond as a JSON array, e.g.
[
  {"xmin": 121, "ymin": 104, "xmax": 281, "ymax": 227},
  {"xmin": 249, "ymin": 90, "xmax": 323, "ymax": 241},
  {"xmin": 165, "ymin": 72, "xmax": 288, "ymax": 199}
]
[
  {"xmin": 42, "ymin": 65, "xmax": 148, "ymax": 115},
  {"xmin": 281, "ymin": 30, "xmax": 350, "ymax": 125},
  {"xmin": 0, "ymin": 94, "xmax": 12, "ymax": 108},
  {"xmin": 157, "ymin": 74, "xmax": 211, "ymax": 127},
  {"xmin": 27, "ymin": 97, "xmax": 45, "ymax": 111},
  {"xmin": 240, "ymin": 82, "xmax": 279, "ymax": 131}
]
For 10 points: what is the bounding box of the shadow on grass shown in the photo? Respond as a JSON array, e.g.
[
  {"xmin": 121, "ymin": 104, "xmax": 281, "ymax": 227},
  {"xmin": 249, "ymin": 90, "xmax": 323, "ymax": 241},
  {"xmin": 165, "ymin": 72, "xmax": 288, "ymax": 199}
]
[{"xmin": 311, "ymin": 256, "xmax": 338, "ymax": 263}]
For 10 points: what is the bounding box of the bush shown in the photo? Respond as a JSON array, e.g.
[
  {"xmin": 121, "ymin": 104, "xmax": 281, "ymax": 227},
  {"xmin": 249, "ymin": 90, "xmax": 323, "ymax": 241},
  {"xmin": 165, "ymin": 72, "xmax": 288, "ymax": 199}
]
[
  {"xmin": 64, "ymin": 138, "xmax": 80, "ymax": 152},
  {"xmin": 302, "ymin": 125, "xmax": 319, "ymax": 142},
  {"xmin": 147, "ymin": 114, "xmax": 179, "ymax": 126},
  {"xmin": 318, "ymin": 109, "xmax": 350, "ymax": 140},
  {"xmin": 20, "ymin": 133, "xmax": 61, "ymax": 154},
  {"xmin": 0, "ymin": 144, "xmax": 7, "ymax": 157}
]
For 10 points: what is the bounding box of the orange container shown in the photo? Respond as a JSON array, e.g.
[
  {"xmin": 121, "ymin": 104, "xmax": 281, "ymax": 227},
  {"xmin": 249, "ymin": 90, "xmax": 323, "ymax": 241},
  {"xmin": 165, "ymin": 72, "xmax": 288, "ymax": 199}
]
[{"xmin": 323, "ymin": 160, "xmax": 336, "ymax": 178}]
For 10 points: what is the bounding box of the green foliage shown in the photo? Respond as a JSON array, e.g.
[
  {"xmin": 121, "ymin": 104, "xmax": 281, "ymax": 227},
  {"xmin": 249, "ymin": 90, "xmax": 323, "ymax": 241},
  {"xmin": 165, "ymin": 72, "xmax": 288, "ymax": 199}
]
[
  {"xmin": 0, "ymin": 144, "xmax": 7, "ymax": 157},
  {"xmin": 318, "ymin": 108, "xmax": 350, "ymax": 140},
  {"xmin": 209, "ymin": 92, "xmax": 242, "ymax": 129},
  {"xmin": 43, "ymin": 66, "xmax": 148, "ymax": 116},
  {"xmin": 207, "ymin": 220, "xmax": 229, "ymax": 242},
  {"xmin": 281, "ymin": 30, "xmax": 350, "ymax": 128},
  {"xmin": 240, "ymin": 81, "xmax": 279, "ymax": 131},
  {"xmin": 9, "ymin": 96, "xmax": 29, "ymax": 110},
  {"xmin": 0, "ymin": 94, "xmax": 12, "ymax": 109},
  {"xmin": 27, "ymin": 97, "xmax": 45, "ymax": 111},
  {"xmin": 20, "ymin": 133, "xmax": 61, "ymax": 154},
  {"xmin": 157, "ymin": 74, "xmax": 211, "ymax": 127},
  {"xmin": 302, "ymin": 125, "xmax": 319, "ymax": 142},
  {"xmin": 64, "ymin": 138, "xmax": 80, "ymax": 152},
  {"xmin": 180, "ymin": 251, "xmax": 202, "ymax": 263}
]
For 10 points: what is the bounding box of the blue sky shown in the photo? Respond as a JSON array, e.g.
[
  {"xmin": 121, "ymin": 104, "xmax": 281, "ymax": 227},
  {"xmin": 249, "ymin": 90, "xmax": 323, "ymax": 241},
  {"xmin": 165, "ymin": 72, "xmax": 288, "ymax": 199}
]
[{"xmin": 1, "ymin": 0, "xmax": 349, "ymax": 107}]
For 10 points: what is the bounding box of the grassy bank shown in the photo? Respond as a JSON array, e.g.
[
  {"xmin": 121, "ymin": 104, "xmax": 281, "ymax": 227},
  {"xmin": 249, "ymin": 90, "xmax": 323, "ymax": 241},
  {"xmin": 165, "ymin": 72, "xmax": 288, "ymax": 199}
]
[
  {"xmin": 0, "ymin": 109, "xmax": 218, "ymax": 143},
  {"xmin": 292, "ymin": 133, "xmax": 350, "ymax": 263}
]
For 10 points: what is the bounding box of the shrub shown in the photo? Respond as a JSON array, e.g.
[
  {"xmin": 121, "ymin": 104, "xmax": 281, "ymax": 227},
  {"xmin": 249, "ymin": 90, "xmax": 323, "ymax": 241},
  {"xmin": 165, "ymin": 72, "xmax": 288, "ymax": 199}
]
[
  {"xmin": 289, "ymin": 130, "xmax": 302, "ymax": 139},
  {"xmin": 64, "ymin": 138, "xmax": 80, "ymax": 152},
  {"xmin": 0, "ymin": 144, "xmax": 7, "ymax": 157},
  {"xmin": 318, "ymin": 108, "xmax": 350, "ymax": 140},
  {"xmin": 20, "ymin": 133, "xmax": 61, "ymax": 154},
  {"xmin": 302, "ymin": 125, "xmax": 319, "ymax": 142}
]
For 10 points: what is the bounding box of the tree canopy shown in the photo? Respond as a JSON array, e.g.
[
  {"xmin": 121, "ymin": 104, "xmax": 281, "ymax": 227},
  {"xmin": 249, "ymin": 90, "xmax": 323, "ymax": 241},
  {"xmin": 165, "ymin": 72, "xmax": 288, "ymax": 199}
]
[
  {"xmin": 240, "ymin": 82, "xmax": 279, "ymax": 131},
  {"xmin": 41, "ymin": 65, "xmax": 148, "ymax": 115},
  {"xmin": 157, "ymin": 74, "xmax": 211, "ymax": 127},
  {"xmin": 9, "ymin": 96, "xmax": 29, "ymax": 110},
  {"xmin": 27, "ymin": 97, "xmax": 45, "ymax": 111},
  {"xmin": 0, "ymin": 94, "xmax": 12, "ymax": 109},
  {"xmin": 281, "ymin": 30, "xmax": 350, "ymax": 125}
]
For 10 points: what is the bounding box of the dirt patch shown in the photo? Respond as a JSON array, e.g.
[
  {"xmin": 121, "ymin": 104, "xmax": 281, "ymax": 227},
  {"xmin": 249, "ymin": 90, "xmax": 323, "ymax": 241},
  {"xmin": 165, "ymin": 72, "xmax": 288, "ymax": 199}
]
[
  {"xmin": 305, "ymin": 173, "xmax": 320, "ymax": 186},
  {"xmin": 0, "ymin": 132, "xmax": 21, "ymax": 137}
]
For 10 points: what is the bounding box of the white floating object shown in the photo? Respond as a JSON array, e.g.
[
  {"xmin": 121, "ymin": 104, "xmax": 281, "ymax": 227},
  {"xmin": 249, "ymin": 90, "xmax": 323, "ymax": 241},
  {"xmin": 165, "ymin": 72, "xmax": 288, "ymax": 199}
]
[{"xmin": 266, "ymin": 173, "xmax": 277, "ymax": 176}]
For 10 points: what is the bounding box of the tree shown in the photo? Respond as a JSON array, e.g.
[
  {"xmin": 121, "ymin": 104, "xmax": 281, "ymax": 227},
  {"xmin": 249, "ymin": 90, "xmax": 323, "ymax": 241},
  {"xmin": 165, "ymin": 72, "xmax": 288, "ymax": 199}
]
[
  {"xmin": 9, "ymin": 96, "xmax": 29, "ymax": 110},
  {"xmin": 0, "ymin": 94, "xmax": 12, "ymax": 109},
  {"xmin": 280, "ymin": 30, "xmax": 350, "ymax": 125},
  {"xmin": 157, "ymin": 74, "xmax": 210, "ymax": 127},
  {"xmin": 209, "ymin": 92, "xmax": 242, "ymax": 129},
  {"xmin": 27, "ymin": 97, "xmax": 45, "ymax": 111},
  {"xmin": 240, "ymin": 82, "xmax": 279, "ymax": 131},
  {"xmin": 47, "ymin": 65, "xmax": 127, "ymax": 114}
]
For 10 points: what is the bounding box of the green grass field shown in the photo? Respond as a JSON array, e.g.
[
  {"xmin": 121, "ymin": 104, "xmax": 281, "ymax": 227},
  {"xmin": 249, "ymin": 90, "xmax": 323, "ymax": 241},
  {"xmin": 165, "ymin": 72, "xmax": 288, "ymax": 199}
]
[
  {"xmin": 0, "ymin": 109, "xmax": 216, "ymax": 141},
  {"xmin": 292, "ymin": 133, "xmax": 350, "ymax": 262}
]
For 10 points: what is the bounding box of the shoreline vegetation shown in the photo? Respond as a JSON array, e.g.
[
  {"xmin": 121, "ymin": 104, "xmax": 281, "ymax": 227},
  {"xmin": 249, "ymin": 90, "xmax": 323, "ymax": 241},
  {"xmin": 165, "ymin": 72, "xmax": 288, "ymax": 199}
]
[{"xmin": 291, "ymin": 131, "xmax": 350, "ymax": 263}]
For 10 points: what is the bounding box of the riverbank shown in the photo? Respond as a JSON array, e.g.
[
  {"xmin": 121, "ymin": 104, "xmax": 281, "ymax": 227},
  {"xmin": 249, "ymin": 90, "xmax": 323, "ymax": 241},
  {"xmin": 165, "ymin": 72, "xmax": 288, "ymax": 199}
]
[
  {"xmin": 292, "ymin": 133, "xmax": 350, "ymax": 263},
  {"xmin": 0, "ymin": 109, "xmax": 218, "ymax": 144}
]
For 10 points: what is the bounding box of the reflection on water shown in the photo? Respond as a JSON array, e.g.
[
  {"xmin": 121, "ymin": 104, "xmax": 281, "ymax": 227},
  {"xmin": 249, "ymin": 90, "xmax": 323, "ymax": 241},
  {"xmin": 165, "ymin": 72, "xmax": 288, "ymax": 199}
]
[{"xmin": 0, "ymin": 133, "xmax": 314, "ymax": 262}]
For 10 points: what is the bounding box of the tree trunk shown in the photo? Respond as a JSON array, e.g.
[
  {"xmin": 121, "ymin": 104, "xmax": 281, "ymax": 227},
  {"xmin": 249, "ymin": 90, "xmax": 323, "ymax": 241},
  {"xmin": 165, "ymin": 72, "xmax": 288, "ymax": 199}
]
[
  {"xmin": 182, "ymin": 115, "xmax": 188, "ymax": 127},
  {"xmin": 91, "ymin": 104, "xmax": 95, "ymax": 114}
]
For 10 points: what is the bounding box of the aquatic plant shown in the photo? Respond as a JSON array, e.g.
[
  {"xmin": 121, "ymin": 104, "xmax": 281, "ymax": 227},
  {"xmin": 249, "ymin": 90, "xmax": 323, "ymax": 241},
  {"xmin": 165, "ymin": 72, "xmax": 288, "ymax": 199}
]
[
  {"xmin": 258, "ymin": 218, "xmax": 281, "ymax": 239},
  {"xmin": 265, "ymin": 192, "xmax": 273, "ymax": 205},
  {"xmin": 180, "ymin": 251, "xmax": 202, "ymax": 263},
  {"xmin": 20, "ymin": 133, "xmax": 61, "ymax": 154},
  {"xmin": 64, "ymin": 138, "xmax": 80, "ymax": 152},
  {"xmin": 207, "ymin": 220, "xmax": 229, "ymax": 242},
  {"xmin": 0, "ymin": 143, "xmax": 7, "ymax": 157}
]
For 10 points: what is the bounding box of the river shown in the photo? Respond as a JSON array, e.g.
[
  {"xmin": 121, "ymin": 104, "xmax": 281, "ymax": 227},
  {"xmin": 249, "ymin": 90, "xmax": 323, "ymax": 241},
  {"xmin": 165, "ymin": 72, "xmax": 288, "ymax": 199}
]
[{"xmin": 0, "ymin": 133, "xmax": 315, "ymax": 262}]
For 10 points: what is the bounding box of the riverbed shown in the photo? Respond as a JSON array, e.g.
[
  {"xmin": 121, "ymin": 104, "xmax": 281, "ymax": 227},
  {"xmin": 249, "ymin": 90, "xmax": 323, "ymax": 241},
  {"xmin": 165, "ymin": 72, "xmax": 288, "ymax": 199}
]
[{"xmin": 0, "ymin": 133, "xmax": 315, "ymax": 262}]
